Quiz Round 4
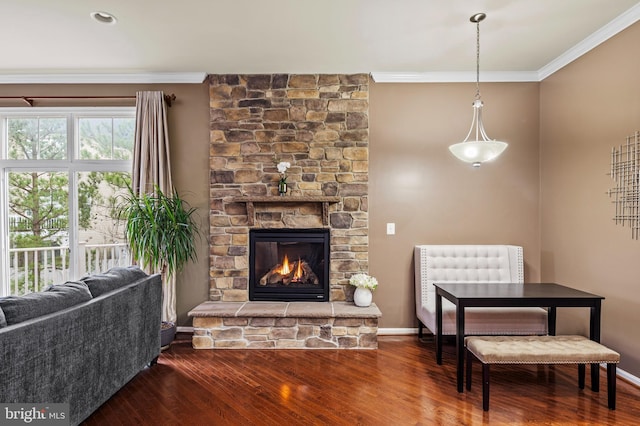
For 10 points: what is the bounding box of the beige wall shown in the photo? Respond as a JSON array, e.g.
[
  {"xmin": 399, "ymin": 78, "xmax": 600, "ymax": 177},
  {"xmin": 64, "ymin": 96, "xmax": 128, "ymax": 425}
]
[
  {"xmin": 540, "ymin": 22, "xmax": 640, "ymax": 375},
  {"xmin": 0, "ymin": 83, "xmax": 211, "ymax": 326},
  {"xmin": 369, "ymin": 82, "xmax": 541, "ymax": 329}
]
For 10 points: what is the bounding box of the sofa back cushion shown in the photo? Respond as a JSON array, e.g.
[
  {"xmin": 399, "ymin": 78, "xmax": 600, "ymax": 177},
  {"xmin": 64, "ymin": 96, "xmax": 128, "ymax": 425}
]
[
  {"xmin": 0, "ymin": 281, "xmax": 92, "ymax": 326},
  {"xmin": 81, "ymin": 266, "xmax": 149, "ymax": 298}
]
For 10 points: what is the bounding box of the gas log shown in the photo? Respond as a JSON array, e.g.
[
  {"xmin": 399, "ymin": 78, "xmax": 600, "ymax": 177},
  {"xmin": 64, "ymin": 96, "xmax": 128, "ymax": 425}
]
[{"xmin": 259, "ymin": 260, "xmax": 319, "ymax": 286}]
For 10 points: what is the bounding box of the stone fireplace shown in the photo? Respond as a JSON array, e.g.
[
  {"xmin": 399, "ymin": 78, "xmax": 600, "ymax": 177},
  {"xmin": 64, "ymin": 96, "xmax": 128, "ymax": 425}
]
[
  {"xmin": 207, "ymin": 73, "xmax": 370, "ymax": 302},
  {"xmin": 188, "ymin": 74, "xmax": 379, "ymax": 349}
]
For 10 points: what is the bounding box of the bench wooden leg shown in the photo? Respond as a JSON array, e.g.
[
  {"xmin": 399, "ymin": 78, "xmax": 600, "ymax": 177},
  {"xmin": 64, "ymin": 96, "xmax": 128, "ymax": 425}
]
[
  {"xmin": 578, "ymin": 364, "xmax": 585, "ymax": 389},
  {"xmin": 591, "ymin": 363, "xmax": 600, "ymax": 392},
  {"xmin": 482, "ymin": 363, "xmax": 490, "ymax": 411},
  {"xmin": 607, "ymin": 363, "xmax": 617, "ymax": 410},
  {"xmin": 466, "ymin": 349, "xmax": 473, "ymax": 391}
]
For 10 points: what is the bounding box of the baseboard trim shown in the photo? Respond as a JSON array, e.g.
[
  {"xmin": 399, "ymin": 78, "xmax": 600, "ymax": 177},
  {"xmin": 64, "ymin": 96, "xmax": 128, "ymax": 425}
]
[
  {"xmin": 378, "ymin": 327, "xmax": 419, "ymax": 335},
  {"xmin": 177, "ymin": 326, "xmax": 194, "ymax": 333},
  {"xmin": 617, "ymin": 367, "xmax": 640, "ymax": 388}
]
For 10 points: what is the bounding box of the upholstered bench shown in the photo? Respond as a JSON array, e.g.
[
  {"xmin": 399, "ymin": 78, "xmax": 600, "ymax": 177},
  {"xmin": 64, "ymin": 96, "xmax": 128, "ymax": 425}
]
[
  {"xmin": 465, "ymin": 335, "xmax": 620, "ymax": 411},
  {"xmin": 414, "ymin": 245, "xmax": 548, "ymax": 340}
]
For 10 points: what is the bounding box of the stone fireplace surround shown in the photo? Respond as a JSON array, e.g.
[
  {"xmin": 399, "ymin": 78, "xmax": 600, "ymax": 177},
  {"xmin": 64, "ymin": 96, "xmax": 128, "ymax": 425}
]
[{"xmin": 188, "ymin": 73, "xmax": 380, "ymax": 349}]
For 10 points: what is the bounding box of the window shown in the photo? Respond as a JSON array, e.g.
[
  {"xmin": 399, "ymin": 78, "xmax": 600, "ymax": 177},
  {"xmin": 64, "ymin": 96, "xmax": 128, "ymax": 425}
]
[{"xmin": 0, "ymin": 108, "xmax": 135, "ymax": 296}]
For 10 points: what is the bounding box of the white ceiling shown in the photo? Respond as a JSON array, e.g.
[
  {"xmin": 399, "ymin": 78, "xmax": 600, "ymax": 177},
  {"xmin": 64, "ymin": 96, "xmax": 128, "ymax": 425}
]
[{"xmin": 2, "ymin": 0, "xmax": 639, "ymax": 83}]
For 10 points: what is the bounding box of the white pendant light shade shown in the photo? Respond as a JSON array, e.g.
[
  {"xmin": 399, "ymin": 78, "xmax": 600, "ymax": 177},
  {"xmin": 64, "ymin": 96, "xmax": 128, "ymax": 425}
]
[
  {"xmin": 449, "ymin": 13, "xmax": 508, "ymax": 168},
  {"xmin": 449, "ymin": 99, "xmax": 507, "ymax": 167},
  {"xmin": 449, "ymin": 140, "xmax": 508, "ymax": 167}
]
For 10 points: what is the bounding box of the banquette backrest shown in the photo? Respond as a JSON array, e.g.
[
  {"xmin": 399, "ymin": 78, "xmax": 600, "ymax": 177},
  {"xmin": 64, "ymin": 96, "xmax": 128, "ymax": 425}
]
[{"xmin": 414, "ymin": 245, "xmax": 524, "ymax": 307}]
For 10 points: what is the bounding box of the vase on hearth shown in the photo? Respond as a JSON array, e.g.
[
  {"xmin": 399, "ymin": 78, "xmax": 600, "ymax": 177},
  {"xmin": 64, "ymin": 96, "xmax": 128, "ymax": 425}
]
[{"xmin": 353, "ymin": 287, "xmax": 373, "ymax": 307}]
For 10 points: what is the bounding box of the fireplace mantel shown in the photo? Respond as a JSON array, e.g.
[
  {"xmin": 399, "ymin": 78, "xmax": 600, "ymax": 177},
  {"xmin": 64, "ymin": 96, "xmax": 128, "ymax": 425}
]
[{"xmin": 232, "ymin": 196, "xmax": 340, "ymax": 226}]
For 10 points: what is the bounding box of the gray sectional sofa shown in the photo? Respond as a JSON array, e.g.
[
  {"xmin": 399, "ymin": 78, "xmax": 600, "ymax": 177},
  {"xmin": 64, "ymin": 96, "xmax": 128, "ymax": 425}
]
[{"xmin": 0, "ymin": 266, "xmax": 162, "ymax": 425}]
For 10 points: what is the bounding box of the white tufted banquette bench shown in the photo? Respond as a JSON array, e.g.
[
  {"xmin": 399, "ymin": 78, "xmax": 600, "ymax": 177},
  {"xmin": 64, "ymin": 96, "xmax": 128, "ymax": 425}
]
[
  {"xmin": 414, "ymin": 245, "xmax": 548, "ymax": 341},
  {"xmin": 465, "ymin": 335, "xmax": 620, "ymax": 411}
]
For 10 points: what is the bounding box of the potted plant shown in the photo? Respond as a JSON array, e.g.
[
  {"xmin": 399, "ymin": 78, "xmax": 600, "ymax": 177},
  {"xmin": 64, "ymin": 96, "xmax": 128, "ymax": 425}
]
[
  {"xmin": 119, "ymin": 185, "xmax": 200, "ymax": 348},
  {"xmin": 349, "ymin": 273, "xmax": 378, "ymax": 307}
]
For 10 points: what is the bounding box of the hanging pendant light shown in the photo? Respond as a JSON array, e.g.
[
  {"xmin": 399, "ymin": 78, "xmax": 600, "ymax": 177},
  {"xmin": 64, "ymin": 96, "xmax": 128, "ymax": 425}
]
[{"xmin": 449, "ymin": 12, "xmax": 507, "ymax": 168}]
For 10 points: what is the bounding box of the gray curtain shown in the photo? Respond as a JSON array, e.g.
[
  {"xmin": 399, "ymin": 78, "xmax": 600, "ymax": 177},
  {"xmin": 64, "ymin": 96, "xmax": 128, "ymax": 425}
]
[{"xmin": 132, "ymin": 91, "xmax": 176, "ymax": 323}]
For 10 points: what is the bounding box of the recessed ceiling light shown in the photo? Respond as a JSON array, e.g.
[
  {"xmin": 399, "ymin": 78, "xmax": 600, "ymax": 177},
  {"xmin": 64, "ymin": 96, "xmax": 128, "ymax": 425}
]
[{"xmin": 90, "ymin": 11, "xmax": 117, "ymax": 25}]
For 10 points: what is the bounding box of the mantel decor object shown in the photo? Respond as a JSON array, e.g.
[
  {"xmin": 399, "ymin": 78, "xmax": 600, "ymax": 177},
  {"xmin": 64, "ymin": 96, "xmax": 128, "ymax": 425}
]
[
  {"xmin": 277, "ymin": 161, "xmax": 290, "ymax": 196},
  {"xmin": 349, "ymin": 273, "xmax": 378, "ymax": 307},
  {"xmin": 278, "ymin": 180, "xmax": 287, "ymax": 196}
]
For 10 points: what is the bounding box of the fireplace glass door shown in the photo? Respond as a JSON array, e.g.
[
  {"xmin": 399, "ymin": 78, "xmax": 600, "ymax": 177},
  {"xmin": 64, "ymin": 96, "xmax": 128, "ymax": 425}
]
[{"xmin": 249, "ymin": 229, "xmax": 329, "ymax": 301}]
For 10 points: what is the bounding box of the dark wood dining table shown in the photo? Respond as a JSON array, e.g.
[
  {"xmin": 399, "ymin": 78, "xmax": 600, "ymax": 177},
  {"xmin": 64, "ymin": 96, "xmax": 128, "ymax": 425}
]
[{"xmin": 434, "ymin": 282, "xmax": 605, "ymax": 393}]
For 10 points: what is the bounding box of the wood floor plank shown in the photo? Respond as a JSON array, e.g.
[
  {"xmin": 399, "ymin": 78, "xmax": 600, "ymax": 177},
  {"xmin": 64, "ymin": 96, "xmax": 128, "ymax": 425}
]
[{"xmin": 82, "ymin": 335, "xmax": 640, "ymax": 425}]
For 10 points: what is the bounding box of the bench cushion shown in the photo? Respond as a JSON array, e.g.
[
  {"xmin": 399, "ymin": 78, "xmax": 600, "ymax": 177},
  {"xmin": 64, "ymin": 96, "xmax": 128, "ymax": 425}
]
[
  {"xmin": 466, "ymin": 335, "xmax": 620, "ymax": 365},
  {"xmin": 418, "ymin": 299, "xmax": 548, "ymax": 336}
]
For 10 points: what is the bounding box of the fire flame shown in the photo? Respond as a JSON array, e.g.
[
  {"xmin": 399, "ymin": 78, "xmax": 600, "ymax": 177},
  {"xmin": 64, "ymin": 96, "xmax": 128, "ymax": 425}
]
[
  {"xmin": 277, "ymin": 254, "xmax": 304, "ymax": 281},
  {"xmin": 295, "ymin": 258, "xmax": 303, "ymax": 280},
  {"xmin": 280, "ymin": 254, "xmax": 291, "ymax": 275}
]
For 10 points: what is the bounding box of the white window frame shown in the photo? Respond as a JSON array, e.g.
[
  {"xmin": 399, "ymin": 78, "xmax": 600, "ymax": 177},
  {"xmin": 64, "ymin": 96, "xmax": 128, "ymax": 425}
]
[{"xmin": 0, "ymin": 107, "xmax": 135, "ymax": 296}]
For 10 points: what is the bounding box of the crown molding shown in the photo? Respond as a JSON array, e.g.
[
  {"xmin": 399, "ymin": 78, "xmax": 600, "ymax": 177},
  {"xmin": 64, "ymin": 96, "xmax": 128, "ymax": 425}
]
[
  {"xmin": 370, "ymin": 71, "xmax": 539, "ymax": 83},
  {"xmin": 537, "ymin": 2, "xmax": 640, "ymax": 80},
  {"xmin": 0, "ymin": 72, "xmax": 207, "ymax": 84}
]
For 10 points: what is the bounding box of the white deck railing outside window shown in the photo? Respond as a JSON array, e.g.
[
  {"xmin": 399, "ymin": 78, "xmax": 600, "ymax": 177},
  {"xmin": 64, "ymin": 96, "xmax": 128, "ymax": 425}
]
[{"xmin": 8, "ymin": 243, "xmax": 131, "ymax": 295}]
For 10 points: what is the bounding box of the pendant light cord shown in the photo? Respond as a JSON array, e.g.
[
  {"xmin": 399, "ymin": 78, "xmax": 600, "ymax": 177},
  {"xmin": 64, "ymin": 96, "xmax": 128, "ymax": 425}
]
[{"xmin": 475, "ymin": 18, "xmax": 481, "ymax": 101}]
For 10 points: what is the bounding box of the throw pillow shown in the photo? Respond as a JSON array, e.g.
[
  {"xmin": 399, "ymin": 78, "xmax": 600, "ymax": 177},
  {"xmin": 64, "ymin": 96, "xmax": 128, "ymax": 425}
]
[
  {"xmin": 0, "ymin": 281, "xmax": 93, "ymax": 326},
  {"xmin": 81, "ymin": 266, "xmax": 148, "ymax": 298}
]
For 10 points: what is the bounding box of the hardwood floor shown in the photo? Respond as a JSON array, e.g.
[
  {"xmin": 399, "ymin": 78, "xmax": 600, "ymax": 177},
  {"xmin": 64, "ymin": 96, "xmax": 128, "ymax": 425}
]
[{"xmin": 83, "ymin": 334, "xmax": 640, "ymax": 425}]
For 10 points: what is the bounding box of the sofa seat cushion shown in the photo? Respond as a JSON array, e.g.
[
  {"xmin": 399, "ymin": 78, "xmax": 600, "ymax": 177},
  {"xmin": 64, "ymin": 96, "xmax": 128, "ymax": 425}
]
[
  {"xmin": 418, "ymin": 297, "xmax": 548, "ymax": 336},
  {"xmin": 81, "ymin": 266, "xmax": 148, "ymax": 298},
  {"xmin": 0, "ymin": 281, "xmax": 92, "ymax": 326}
]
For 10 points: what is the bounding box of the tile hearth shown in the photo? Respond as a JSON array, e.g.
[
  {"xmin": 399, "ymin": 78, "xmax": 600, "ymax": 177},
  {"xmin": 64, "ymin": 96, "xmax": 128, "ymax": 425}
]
[{"xmin": 189, "ymin": 301, "xmax": 381, "ymax": 349}]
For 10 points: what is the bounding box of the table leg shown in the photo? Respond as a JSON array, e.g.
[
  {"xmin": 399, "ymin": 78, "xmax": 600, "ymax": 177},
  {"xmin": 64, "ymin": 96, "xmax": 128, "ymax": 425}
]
[
  {"xmin": 590, "ymin": 301, "xmax": 602, "ymax": 342},
  {"xmin": 436, "ymin": 292, "xmax": 443, "ymax": 365},
  {"xmin": 456, "ymin": 305, "xmax": 465, "ymax": 393},
  {"xmin": 590, "ymin": 301, "xmax": 602, "ymax": 391},
  {"xmin": 548, "ymin": 307, "xmax": 556, "ymax": 335}
]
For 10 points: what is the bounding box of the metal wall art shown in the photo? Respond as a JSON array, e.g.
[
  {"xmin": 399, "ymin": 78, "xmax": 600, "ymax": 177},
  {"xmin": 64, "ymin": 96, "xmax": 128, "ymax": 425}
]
[{"xmin": 608, "ymin": 131, "xmax": 640, "ymax": 239}]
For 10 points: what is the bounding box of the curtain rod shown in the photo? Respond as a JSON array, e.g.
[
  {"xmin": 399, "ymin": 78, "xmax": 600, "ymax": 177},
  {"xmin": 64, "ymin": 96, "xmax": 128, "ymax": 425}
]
[{"xmin": 0, "ymin": 93, "xmax": 176, "ymax": 107}]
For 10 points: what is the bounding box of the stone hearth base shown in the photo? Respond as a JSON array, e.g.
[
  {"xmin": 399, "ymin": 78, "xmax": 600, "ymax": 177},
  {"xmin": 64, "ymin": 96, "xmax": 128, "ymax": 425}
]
[{"xmin": 188, "ymin": 301, "xmax": 382, "ymax": 349}]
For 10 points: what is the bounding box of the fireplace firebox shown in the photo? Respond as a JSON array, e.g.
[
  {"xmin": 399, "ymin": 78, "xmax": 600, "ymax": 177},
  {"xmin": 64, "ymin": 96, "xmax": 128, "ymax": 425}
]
[{"xmin": 249, "ymin": 228, "xmax": 329, "ymax": 302}]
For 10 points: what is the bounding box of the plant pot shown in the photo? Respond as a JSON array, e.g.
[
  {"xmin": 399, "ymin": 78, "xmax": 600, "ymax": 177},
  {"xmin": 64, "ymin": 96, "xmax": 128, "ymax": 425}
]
[
  {"xmin": 160, "ymin": 321, "xmax": 176, "ymax": 350},
  {"xmin": 353, "ymin": 287, "xmax": 373, "ymax": 307}
]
